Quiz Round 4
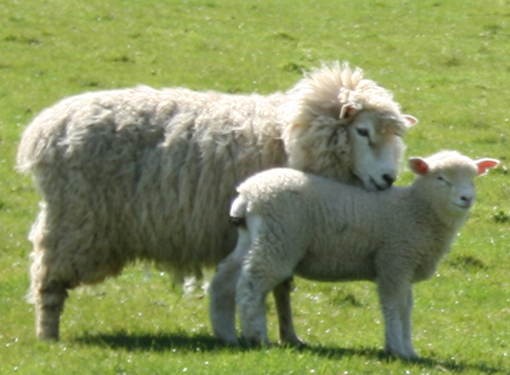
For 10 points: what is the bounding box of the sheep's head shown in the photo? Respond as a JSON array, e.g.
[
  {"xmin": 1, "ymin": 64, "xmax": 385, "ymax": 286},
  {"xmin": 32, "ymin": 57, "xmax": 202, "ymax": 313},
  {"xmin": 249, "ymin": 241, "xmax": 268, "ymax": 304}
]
[
  {"xmin": 283, "ymin": 62, "xmax": 418, "ymax": 191},
  {"xmin": 409, "ymin": 151, "xmax": 499, "ymax": 222},
  {"xmin": 344, "ymin": 108, "xmax": 417, "ymax": 191}
]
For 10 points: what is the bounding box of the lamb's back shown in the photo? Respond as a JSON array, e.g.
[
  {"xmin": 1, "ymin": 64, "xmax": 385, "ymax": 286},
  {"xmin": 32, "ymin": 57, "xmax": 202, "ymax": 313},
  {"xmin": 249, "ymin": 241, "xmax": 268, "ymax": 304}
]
[{"xmin": 240, "ymin": 170, "xmax": 435, "ymax": 282}]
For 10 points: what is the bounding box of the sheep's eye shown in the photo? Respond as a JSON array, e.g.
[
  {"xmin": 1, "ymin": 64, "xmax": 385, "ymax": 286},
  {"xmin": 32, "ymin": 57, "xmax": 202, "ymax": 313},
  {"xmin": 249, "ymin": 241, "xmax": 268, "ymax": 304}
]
[
  {"xmin": 436, "ymin": 175, "xmax": 448, "ymax": 184},
  {"xmin": 356, "ymin": 128, "xmax": 369, "ymax": 137}
]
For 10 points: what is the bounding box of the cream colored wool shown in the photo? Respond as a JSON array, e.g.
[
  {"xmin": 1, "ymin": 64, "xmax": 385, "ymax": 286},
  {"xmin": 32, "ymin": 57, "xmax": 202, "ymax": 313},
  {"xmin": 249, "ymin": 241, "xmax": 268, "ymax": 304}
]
[
  {"xmin": 17, "ymin": 62, "xmax": 416, "ymax": 341},
  {"xmin": 217, "ymin": 151, "xmax": 499, "ymax": 359}
]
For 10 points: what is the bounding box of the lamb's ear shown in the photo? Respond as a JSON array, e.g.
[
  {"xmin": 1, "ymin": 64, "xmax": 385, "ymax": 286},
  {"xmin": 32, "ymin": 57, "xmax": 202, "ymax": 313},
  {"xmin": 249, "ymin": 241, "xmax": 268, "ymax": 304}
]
[
  {"xmin": 339, "ymin": 103, "xmax": 361, "ymax": 120},
  {"xmin": 409, "ymin": 157, "xmax": 429, "ymax": 176},
  {"xmin": 403, "ymin": 115, "xmax": 418, "ymax": 128},
  {"xmin": 475, "ymin": 158, "xmax": 500, "ymax": 176}
]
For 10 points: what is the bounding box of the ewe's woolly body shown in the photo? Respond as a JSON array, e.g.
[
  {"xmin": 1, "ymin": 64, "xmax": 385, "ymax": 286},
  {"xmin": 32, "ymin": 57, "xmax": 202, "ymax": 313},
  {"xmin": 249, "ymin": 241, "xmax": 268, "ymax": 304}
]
[
  {"xmin": 17, "ymin": 62, "xmax": 415, "ymax": 340},
  {"xmin": 20, "ymin": 87, "xmax": 289, "ymax": 278}
]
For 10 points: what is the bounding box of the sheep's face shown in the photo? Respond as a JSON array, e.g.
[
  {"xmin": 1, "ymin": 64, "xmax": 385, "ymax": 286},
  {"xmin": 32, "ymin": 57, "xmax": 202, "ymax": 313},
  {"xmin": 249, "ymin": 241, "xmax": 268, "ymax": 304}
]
[
  {"xmin": 347, "ymin": 110, "xmax": 417, "ymax": 191},
  {"xmin": 409, "ymin": 151, "xmax": 500, "ymax": 219}
]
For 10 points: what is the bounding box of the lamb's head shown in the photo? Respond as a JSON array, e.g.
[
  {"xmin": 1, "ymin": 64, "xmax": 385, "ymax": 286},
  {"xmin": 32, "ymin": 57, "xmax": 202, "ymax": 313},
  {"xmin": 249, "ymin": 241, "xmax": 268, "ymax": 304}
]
[
  {"xmin": 409, "ymin": 151, "xmax": 499, "ymax": 223},
  {"xmin": 282, "ymin": 62, "xmax": 417, "ymax": 191}
]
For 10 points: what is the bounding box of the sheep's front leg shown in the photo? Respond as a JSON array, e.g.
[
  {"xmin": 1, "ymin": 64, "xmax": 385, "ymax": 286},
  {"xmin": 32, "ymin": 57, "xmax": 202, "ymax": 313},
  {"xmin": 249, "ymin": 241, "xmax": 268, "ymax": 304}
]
[
  {"xmin": 378, "ymin": 280, "xmax": 418, "ymax": 360},
  {"xmin": 273, "ymin": 277, "xmax": 304, "ymax": 346}
]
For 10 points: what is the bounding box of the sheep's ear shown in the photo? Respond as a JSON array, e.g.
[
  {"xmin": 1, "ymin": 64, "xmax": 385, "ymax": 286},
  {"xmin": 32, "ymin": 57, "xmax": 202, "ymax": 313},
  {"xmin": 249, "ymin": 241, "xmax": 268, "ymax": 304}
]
[
  {"xmin": 409, "ymin": 157, "xmax": 429, "ymax": 176},
  {"xmin": 403, "ymin": 115, "xmax": 418, "ymax": 128},
  {"xmin": 339, "ymin": 103, "xmax": 360, "ymax": 120},
  {"xmin": 475, "ymin": 158, "xmax": 500, "ymax": 176}
]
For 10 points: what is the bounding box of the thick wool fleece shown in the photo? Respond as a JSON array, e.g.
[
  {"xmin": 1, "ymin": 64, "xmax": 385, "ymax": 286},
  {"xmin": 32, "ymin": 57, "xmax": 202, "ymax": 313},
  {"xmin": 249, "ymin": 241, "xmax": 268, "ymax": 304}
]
[{"xmin": 17, "ymin": 62, "xmax": 415, "ymax": 340}]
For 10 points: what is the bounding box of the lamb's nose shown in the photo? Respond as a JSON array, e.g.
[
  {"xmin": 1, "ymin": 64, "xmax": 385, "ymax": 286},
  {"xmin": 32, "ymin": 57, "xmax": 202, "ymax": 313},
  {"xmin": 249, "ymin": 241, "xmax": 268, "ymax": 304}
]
[{"xmin": 382, "ymin": 174, "xmax": 395, "ymax": 187}]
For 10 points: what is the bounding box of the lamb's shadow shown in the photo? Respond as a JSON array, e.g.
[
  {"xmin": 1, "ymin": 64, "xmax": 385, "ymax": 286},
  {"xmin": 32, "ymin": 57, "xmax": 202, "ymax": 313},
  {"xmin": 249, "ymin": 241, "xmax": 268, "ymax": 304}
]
[
  {"xmin": 299, "ymin": 345, "xmax": 506, "ymax": 374},
  {"xmin": 74, "ymin": 331, "xmax": 506, "ymax": 374}
]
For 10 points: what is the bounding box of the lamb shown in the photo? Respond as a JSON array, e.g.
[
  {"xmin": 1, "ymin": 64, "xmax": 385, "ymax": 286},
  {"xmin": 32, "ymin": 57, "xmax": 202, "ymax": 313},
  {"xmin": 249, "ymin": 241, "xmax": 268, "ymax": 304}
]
[
  {"xmin": 16, "ymin": 62, "xmax": 417, "ymax": 341},
  {"xmin": 215, "ymin": 151, "xmax": 498, "ymax": 359}
]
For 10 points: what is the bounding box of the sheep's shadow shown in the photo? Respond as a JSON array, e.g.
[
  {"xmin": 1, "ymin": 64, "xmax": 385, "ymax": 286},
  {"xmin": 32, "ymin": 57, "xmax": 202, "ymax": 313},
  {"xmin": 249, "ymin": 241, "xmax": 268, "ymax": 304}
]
[
  {"xmin": 73, "ymin": 330, "xmax": 223, "ymax": 353},
  {"xmin": 74, "ymin": 331, "xmax": 506, "ymax": 374}
]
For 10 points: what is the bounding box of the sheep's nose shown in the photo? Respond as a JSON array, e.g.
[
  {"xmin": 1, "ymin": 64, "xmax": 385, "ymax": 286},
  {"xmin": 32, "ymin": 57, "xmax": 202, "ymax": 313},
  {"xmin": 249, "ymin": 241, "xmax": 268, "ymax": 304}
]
[
  {"xmin": 382, "ymin": 174, "xmax": 395, "ymax": 187},
  {"xmin": 461, "ymin": 196, "xmax": 473, "ymax": 205}
]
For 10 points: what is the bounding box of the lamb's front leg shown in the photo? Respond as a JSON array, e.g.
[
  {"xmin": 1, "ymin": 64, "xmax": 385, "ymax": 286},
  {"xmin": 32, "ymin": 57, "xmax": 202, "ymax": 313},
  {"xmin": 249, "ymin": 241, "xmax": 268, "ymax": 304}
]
[
  {"xmin": 378, "ymin": 280, "xmax": 418, "ymax": 360},
  {"xmin": 273, "ymin": 277, "xmax": 304, "ymax": 346},
  {"xmin": 401, "ymin": 288, "xmax": 418, "ymax": 359}
]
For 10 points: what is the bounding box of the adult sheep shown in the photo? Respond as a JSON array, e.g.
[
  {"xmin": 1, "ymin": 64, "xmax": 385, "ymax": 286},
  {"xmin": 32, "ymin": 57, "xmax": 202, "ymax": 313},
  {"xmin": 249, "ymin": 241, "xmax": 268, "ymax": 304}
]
[
  {"xmin": 218, "ymin": 151, "xmax": 498, "ymax": 359},
  {"xmin": 17, "ymin": 62, "xmax": 417, "ymax": 341}
]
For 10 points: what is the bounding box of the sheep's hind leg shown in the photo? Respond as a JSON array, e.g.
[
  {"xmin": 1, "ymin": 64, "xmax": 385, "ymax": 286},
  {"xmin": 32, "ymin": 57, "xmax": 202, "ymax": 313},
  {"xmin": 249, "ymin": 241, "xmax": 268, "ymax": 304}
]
[
  {"xmin": 34, "ymin": 283, "xmax": 68, "ymax": 341},
  {"xmin": 273, "ymin": 277, "xmax": 305, "ymax": 346},
  {"xmin": 29, "ymin": 248, "xmax": 69, "ymax": 341}
]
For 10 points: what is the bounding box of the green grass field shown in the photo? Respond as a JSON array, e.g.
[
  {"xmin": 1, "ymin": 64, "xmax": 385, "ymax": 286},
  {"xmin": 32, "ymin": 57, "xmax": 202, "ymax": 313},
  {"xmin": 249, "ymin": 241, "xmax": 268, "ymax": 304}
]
[{"xmin": 1, "ymin": 0, "xmax": 509, "ymax": 373}]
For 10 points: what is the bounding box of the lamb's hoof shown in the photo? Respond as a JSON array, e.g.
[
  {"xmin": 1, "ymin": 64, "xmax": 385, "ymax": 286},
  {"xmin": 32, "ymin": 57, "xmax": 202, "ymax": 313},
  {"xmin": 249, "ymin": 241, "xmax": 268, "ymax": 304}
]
[
  {"xmin": 214, "ymin": 337, "xmax": 240, "ymax": 347},
  {"xmin": 240, "ymin": 336, "xmax": 271, "ymax": 348},
  {"xmin": 385, "ymin": 348, "xmax": 420, "ymax": 361}
]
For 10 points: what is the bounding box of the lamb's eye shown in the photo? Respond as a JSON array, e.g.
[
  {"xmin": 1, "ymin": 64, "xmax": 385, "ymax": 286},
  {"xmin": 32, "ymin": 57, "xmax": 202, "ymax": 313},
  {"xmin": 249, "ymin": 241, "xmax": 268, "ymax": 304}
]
[{"xmin": 356, "ymin": 128, "xmax": 369, "ymax": 137}]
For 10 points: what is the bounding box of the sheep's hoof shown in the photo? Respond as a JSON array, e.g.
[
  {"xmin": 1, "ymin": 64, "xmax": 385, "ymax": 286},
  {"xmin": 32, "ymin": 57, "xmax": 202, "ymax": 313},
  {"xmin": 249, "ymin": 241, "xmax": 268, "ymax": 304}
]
[
  {"xmin": 36, "ymin": 320, "xmax": 60, "ymax": 341},
  {"xmin": 37, "ymin": 330, "xmax": 59, "ymax": 341},
  {"xmin": 280, "ymin": 337, "xmax": 307, "ymax": 348}
]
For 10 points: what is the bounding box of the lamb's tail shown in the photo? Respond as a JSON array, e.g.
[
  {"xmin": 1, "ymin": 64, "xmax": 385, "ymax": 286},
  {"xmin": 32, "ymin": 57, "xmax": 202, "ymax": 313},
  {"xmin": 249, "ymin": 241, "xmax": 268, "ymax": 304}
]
[{"xmin": 229, "ymin": 194, "xmax": 248, "ymax": 227}]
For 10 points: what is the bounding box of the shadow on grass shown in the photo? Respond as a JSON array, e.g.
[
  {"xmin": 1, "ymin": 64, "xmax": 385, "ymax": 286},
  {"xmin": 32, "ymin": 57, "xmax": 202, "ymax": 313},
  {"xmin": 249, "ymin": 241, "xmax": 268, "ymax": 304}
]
[
  {"xmin": 300, "ymin": 345, "xmax": 506, "ymax": 374},
  {"xmin": 74, "ymin": 331, "xmax": 506, "ymax": 374},
  {"xmin": 73, "ymin": 330, "xmax": 228, "ymax": 353}
]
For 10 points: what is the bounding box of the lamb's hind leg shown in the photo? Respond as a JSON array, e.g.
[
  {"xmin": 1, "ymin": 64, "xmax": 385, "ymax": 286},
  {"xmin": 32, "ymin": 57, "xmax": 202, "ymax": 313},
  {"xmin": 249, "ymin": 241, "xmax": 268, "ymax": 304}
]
[
  {"xmin": 236, "ymin": 269, "xmax": 272, "ymax": 346},
  {"xmin": 273, "ymin": 277, "xmax": 304, "ymax": 346},
  {"xmin": 237, "ymin": 249, "xmax": 297, "ymax": 346},
  {"xmin": 209, "ymin": 226, "xmax": 252, "ymax": 345},
  {"xmin": 209, "ymin": 253, "xmax": 243, "ymax": 345}
]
